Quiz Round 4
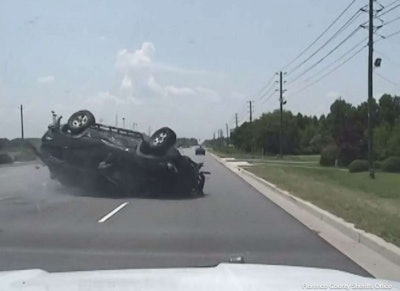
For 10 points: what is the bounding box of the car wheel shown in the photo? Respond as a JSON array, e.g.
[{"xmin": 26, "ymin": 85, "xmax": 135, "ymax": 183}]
[
  {"xmin": 67, "ymin": 110, "xmax": 96, "ymax": 134},
  {"xmin": 138, "ymin": 140, "xmax": 151, "ymax": 155},
  {"xmin": 148, "ymin": 127, "xmax": 177, "ymax": 155}
]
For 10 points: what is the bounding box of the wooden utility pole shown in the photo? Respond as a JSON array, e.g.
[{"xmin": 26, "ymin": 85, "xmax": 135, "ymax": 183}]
[
  {"xmin": 367, "ymin": 0, "xmax": 375, "ymax": 179},
  {"xmin": 235, "ymin": 113, "xmax": 238, "ymax": 129},
  {"xmin": 248, "ymin": 101, "xmax": 253, "ymax": 123},
  {"xmin": 20, "ymin": 104, "xmax": 24, "ymax": 140},
  {"xmin": 279, "ymin": 71, "xmax": 283, "ymax": 159}
]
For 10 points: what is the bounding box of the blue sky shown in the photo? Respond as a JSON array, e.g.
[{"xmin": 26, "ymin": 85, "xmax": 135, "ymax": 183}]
[{"xmin": 0, "ymin": 0, "xmax": 399, "ymax": 139}]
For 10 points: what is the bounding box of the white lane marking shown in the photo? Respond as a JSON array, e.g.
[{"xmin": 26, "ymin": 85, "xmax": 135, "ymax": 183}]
[{"xmin": 98, "ymin": 202, "xmax": 129, "ymax": 223}]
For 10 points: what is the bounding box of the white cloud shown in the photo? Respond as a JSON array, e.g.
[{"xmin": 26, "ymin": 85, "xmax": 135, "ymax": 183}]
[
  {"xmin": 231, "ymin": 91, "xmax": 246, "ymax": 100},
  {"xmin": 37, "ymin": 75, "xmax": 55, "ymax": 83},
  {"xmin": 98, "ymin": 35, "xmax": 109, "ymax": 42},
  {"xmin": 85, "ymin": 91, "xmax": 123, "ymax": 107},
  {"xmin": 165, "ymin": 86, "xmax": 195, "ymax": 96},
  {"xmin": 116, "ymin": 42, "xmax": 155, "ymax": 69},
  {"xmin": 195, "ymin": 87, "xmax": 221, "ymax": 102},
  {"xmin": 147, "ymin": 75, "xmax": 164, "ymax": 95},
  {"xmin": 120, "ymin": 75, "xmax": 133, "ymax": 90},
  {"xmin": 326, "ymin": 91, "xmax": 340, "ymax": 99}
]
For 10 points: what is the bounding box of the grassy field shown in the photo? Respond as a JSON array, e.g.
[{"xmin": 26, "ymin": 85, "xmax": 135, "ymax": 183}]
[
  {"xmin": 209, "ymin": 149, "xmax": 320, "ymax": 163},
  {"xmin": 245, "ymin": 163, "xmax": 400, "ymax": 247}
]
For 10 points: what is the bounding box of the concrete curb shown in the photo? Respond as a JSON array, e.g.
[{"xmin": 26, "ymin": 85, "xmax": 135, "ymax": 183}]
[{"xmin": 209, "ymin": 153, "xmax": 400, "ymax": 267}]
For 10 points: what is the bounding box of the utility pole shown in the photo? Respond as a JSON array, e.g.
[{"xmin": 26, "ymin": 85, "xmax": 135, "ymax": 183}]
[
  {"xmin": 367, "ymin": 0, "xmax": 375, "ymax": 179},
  {"xmin": 122, "ymin": 117, "xmax": 125, "ymax": 128},
  {"xmin": 213, "ymin": 132, "xmax": 216, "ymax": 140},
  {"xmin": 226, "ymin": 123, "xmax": 229, "ymax": 140},
  {"xmin": 248, "ymin": 101, "xmax": 253, "ymax": 123},
  {"xmin": 20, "ymin": 104, "xmax": 24, "ymax": 140},
  {"xmin": 235, "ymin": 113, "xmax": 238, "ymax": 129},
  {"xmin": 279, "ymin": 71, "xmax": 287, "ymax": 160},
  {"xmin": 279, "ymin": 72, "xmax": 283, "ymax": 159}
]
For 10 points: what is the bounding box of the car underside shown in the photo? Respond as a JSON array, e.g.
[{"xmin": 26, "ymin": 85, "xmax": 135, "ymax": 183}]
[{"xmin": 40, "ymin": 110, "xmax": 209, "ymax": 197}]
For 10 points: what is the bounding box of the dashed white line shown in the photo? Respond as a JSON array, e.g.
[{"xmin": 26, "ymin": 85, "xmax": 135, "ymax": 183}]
[{"xmin": 98, "ymin": 202, "xmax": 129, "ymax": 223}]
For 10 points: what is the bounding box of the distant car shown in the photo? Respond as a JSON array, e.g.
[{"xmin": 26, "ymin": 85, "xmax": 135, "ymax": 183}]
[
  {"xmin": 195, "ymin": 146, "xmax": 206, "ymax": 155},
  {"xmin": 39, "ymin": 110, "xmax": 209, "ymax": 196}
]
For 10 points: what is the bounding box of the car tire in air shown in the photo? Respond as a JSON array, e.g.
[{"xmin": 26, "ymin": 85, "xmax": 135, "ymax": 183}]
[
  {"xmin": 148, "ymin": 127, "xmax": 177, "ymax": 155},
  {"xmin": 67, "ymin": 110, "xmax": 96, "ymax": 134}
]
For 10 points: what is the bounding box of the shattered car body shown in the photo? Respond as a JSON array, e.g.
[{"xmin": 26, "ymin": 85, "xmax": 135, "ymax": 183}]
[{"xmin": 40, "ymin": 110, "xmax": 209, "ymax": 196}]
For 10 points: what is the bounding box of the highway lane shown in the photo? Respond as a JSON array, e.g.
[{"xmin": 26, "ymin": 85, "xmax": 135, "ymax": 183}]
[{"xmin": 0, "ymin": 150, "xmax": 369, "ymax": 276}]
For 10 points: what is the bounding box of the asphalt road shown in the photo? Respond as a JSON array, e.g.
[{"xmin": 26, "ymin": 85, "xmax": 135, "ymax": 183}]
[{"xmin": 0, "ymin": 149, "xmax": 369, "ymax": 276}]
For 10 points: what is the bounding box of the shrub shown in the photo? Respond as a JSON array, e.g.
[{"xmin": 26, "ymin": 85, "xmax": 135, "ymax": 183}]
[
  {"xmin": 374, "ymin": 161, "xmax": 382, "ymax": 170},
  {"xmin": 337, "ymin": 144, "xmax": 366, "ymax": 167},
  {"xmin": 13, "ymin": 151, "xmax": 37, "ymax": 162},
  {"xmin": 320, "ymin": 145, "xmax": 338, "ymax": 167},
  {"xmin": 0, "ymin": 153, "xmax": 13, "ymax": 164},
  {"xmin": 382, "ymin": 156, "xmax": 400, "ymax": 173},
  {"xmin": 348, "ymin": 159, "xmax": 369, "ymax": 173}
]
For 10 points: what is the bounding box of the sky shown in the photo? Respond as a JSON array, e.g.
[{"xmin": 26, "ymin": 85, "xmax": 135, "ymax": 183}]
[{"xmin": 0, "ymin": 0, "xmax": 399, "ymax": 140}]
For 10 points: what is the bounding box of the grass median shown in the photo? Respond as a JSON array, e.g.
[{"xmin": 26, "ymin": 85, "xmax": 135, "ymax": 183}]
[{"xmin": 244, "ymin": 163, "xmax": 400, "ymax": 247}]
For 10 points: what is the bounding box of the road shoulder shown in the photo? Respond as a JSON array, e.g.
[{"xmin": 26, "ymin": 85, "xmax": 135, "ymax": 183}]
[{"xmin": 209, "ymin": 152, "xmax": 400, "ymax": 281}]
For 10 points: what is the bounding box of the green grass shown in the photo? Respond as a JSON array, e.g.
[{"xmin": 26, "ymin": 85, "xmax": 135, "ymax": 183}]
[
  {"xmin": 211, "ymin": 148, "xmax": 320, "ymax": 163},
  {"xmin": 245, "ymin": 164, "xmax": 400, "ymax": 247}
]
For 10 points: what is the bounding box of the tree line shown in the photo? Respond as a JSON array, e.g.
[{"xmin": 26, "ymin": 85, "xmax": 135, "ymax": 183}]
[{"xmin": 204, "ymin": 93, "xmax": 400, "ymax": 166}]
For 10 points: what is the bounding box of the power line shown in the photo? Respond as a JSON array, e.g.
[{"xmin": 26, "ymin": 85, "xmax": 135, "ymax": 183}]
[
  {"xmin": 282, "ymin": 0, "xmax": 357, "ymax": 70},
  {"xmin": 259, "ymin": 83, "xmax": 276, "ymax": 101},
  {"xmin": 383, "ymin": 15, "xmax": 400, "ymax": 26},
  {"xmin": 261, "ymin": 90, "xmax": 277, "ymax": 105},
  {"xmin": 380, "ymin": 0, "xmax": 400, "ymax": 10},
  {"xmin": 254, "ymin": 74, "xmax": 276, "ymax": 98},
  {"xmin": 289, "ymin": 44, "xmax": 367, "ymax": 96},
  {"xmin": 287, "ymin": 9, "xmax": 363, "ymax": 76},
  {"xmin": 375, "ymin": 49, "xmax": 400, "ymax": 68},
  {"xmin": 303, "ymin": 37, "xmax": 367, "ymax": 82},
  {"xmin": 384, "ymin": 29, "xmax": 400, "ymax": 39},
  {"xmin": 377, "ymin": 1, "xmax": 400, "ymax": 17},
  {"xmin": 375, "ymin": 71, "xmax": 400, "ymax": 89},
  {"xmin": 288, "ymin": 26, "xmax": 362, "ymax": 85}
]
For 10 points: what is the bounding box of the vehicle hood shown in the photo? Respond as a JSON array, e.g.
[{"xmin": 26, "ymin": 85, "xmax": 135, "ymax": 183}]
[{"xmin": 1, "ymin": 264, "xmax": 399, "ymax": 291}]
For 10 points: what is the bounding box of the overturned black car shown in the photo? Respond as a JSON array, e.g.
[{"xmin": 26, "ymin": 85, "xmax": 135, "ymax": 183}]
[{"xmin": 40, "ymin": 110, "xmax": 209, "ymax": 197}]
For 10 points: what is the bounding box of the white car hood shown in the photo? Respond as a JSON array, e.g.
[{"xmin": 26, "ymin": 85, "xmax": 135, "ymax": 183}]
[{"xmin": 1, "ymin": 264, "xmax": 399, "ymax": 291}]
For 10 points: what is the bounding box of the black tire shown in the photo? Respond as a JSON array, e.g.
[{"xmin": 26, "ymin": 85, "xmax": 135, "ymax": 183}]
[
  {"xmin": 138, "ymin": 140, "xmax": 152, "ymax": 155},
  {"xmin": 148, "ymin": 127, "xmax": 177, "ymax": 155},
  {"xmin": 67, "ymin": 110, "xmax": 96, "ymax": 134}
]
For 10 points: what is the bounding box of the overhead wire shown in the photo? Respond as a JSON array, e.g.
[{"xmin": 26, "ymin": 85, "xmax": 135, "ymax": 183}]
[
  {"xmin": 261, "ymin": 90, "xmax": 277, "ymax": 105},
  {"xmin": 375, "ymin": 49, "xmax": 400, "ymax": 68},
  {"xmin": 375, "ymin": 71, "xmax": 400, "ymax": 89},
  {"xmin": 282, "ymin": 0, "xmax": 357, "ymax": 70},
  {"xmin": 303, "ymin": 37, "xmax": 368, "ymax": 82},
  {"xmin": 288, "ymin": 26, "xmax": 362, "ymax": 85},
  {"xmin": 377, "ymin": 1, "xmax": 400, "ymax": 17},
  {"xmin": 289, "ymin": 44, "xmax": 367, "ymax": 96},
  {"xmin": 287, "ymin": 8, "xmax": 363, "ymax": 76},
  {"xmin": 383, "ymin": 15, "xmax": 400, "ymax": 26},
  {"xmin": 254, "ymin": 74, "xmax": 276, "ymax": 99},
  {"xmin": 259, "ymin": 82, "xmax": 277, "ymax": 101},
  {"xmin": 384, "ymin": 29, "xmax": 400, "ymax": 39}
]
